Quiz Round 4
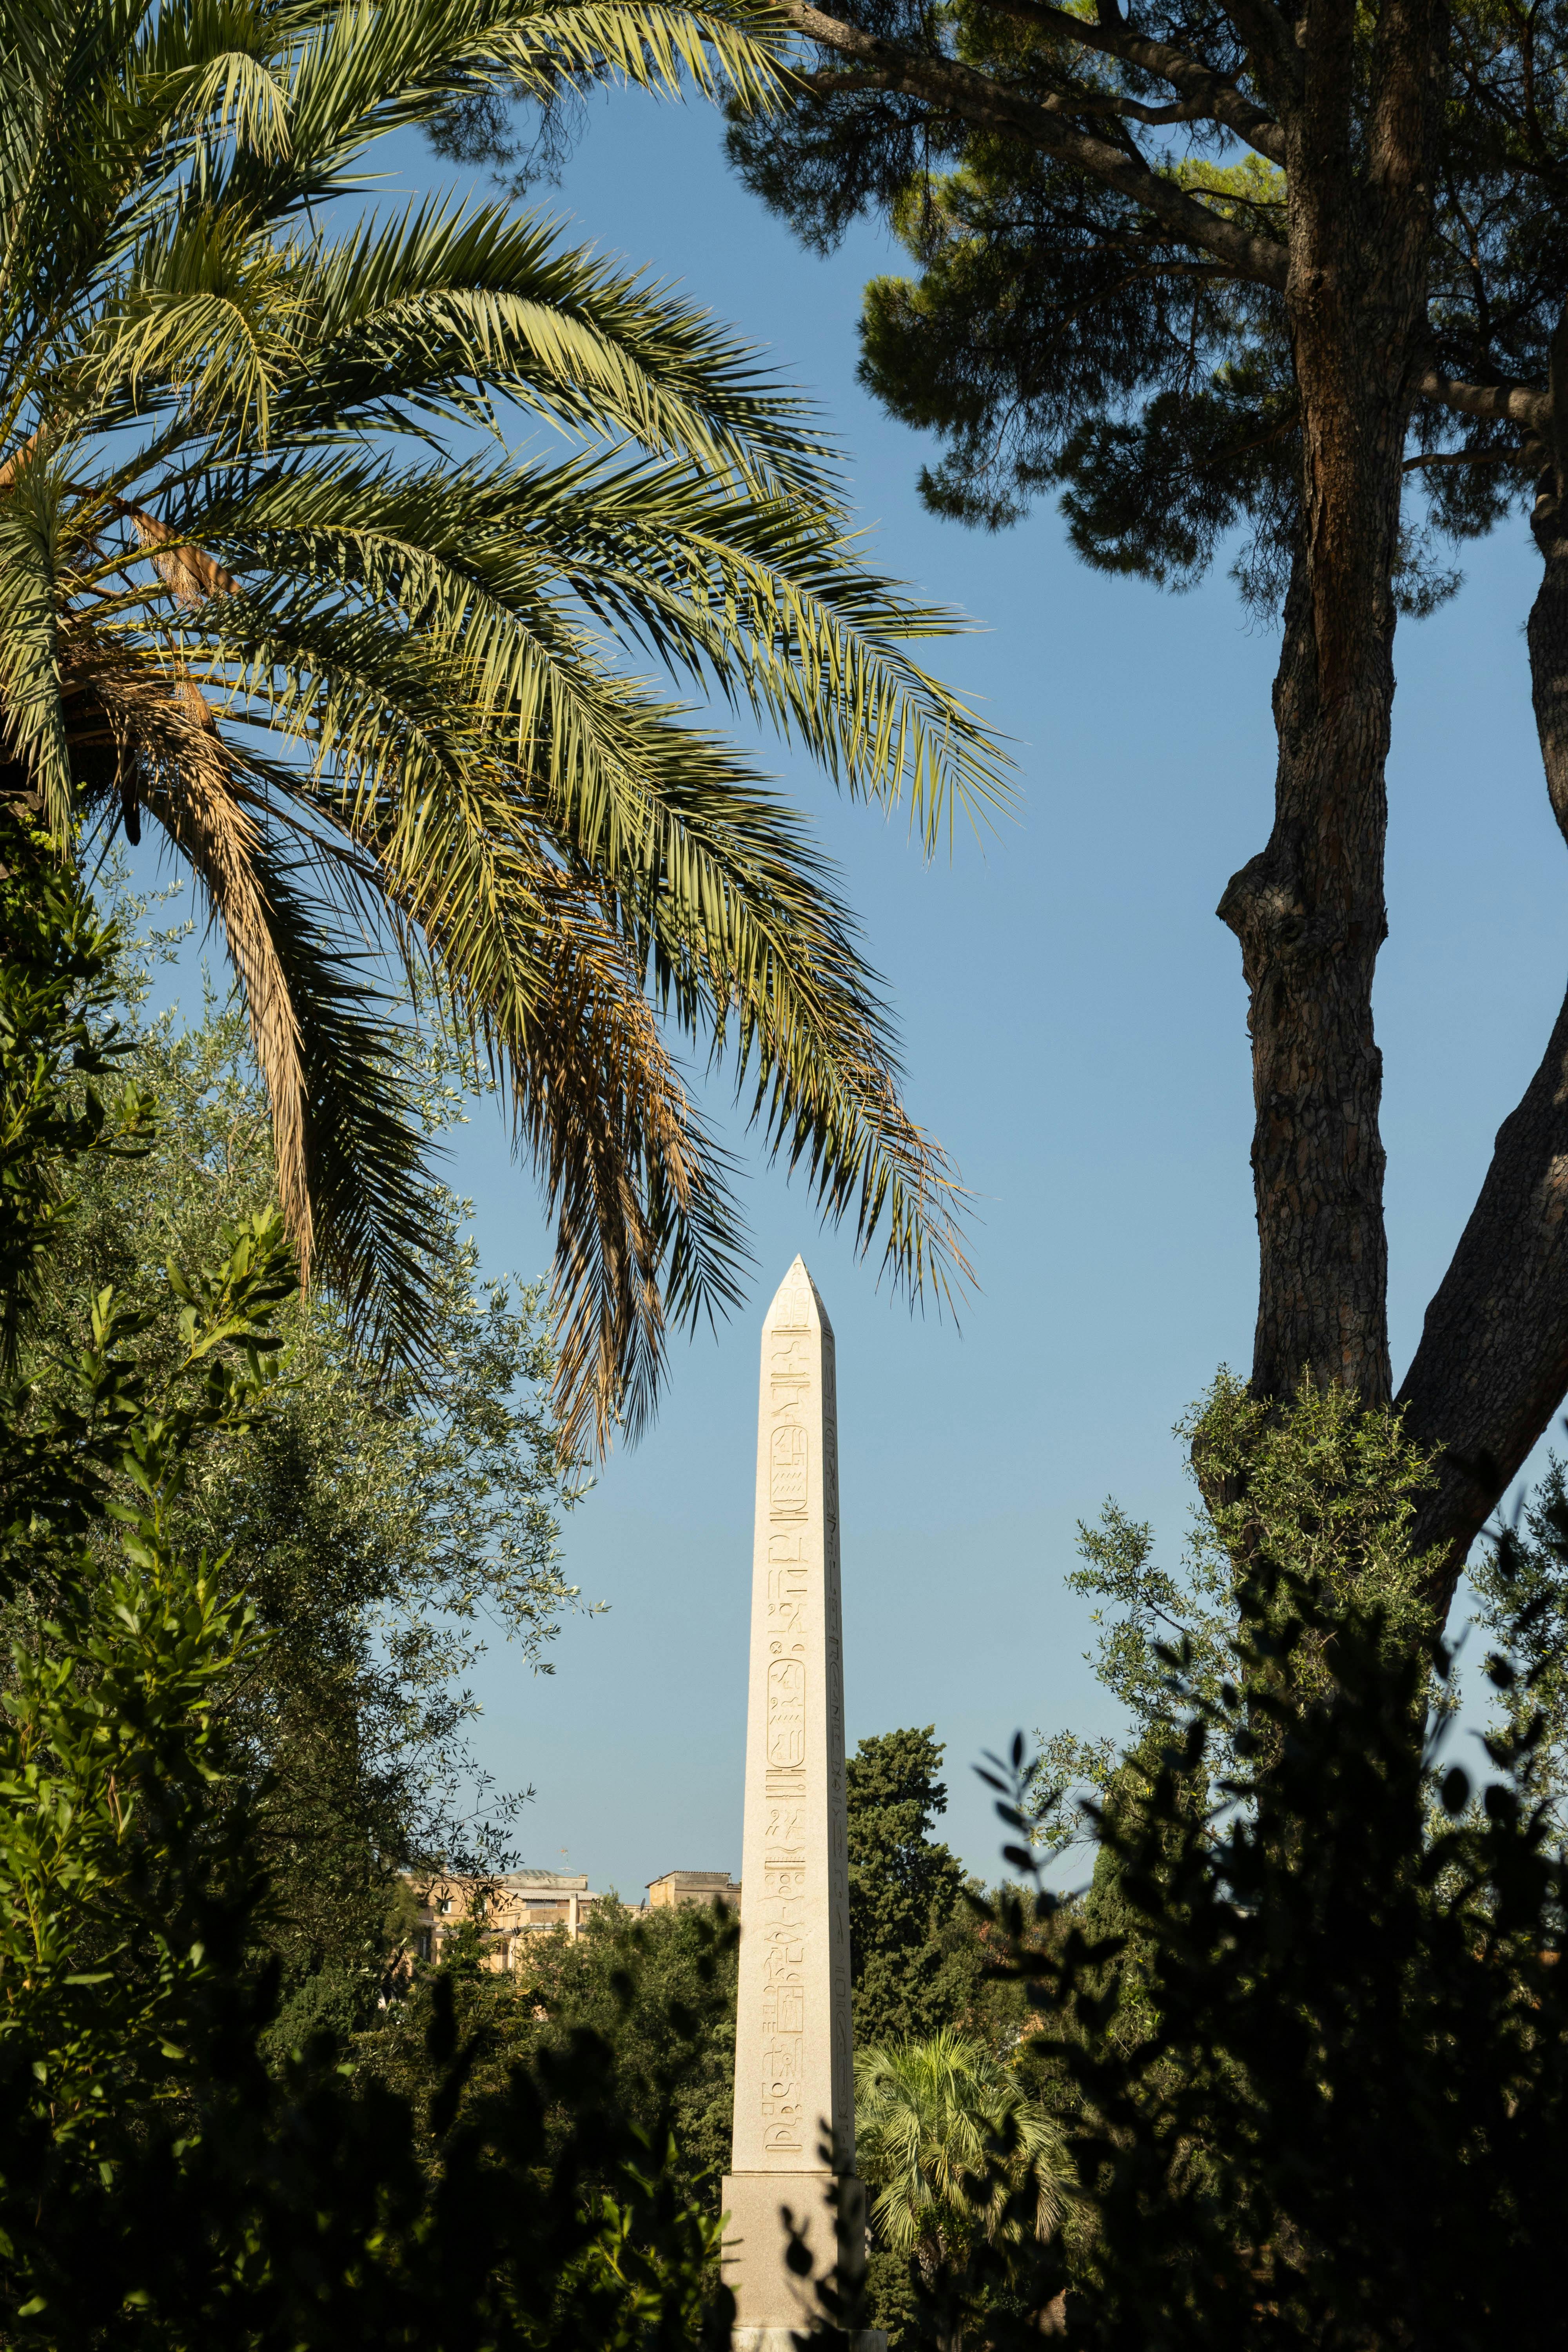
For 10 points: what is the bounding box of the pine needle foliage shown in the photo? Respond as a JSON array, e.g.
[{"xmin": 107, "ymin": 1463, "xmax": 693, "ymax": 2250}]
[
  {"xmin": 723, "ymin": 0, "xmax": 1561, "ymax": 617},
  {"xmin": 847, "ymin": 1725, "xmax": 982, "ymax": 2049},
  {"xmin": 0, "ymin": 0, "xmax": 1011, "ymax": 1450}
]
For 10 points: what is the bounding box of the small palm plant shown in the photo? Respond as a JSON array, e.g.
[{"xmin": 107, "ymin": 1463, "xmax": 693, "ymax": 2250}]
[
  {"xmin": 0, "ymin": 0, "xmax": 1009, "ymax": 1446},
  {"xmin": 855, "ymin": 2029, "xmax": 1067, "ymax": 2352}
]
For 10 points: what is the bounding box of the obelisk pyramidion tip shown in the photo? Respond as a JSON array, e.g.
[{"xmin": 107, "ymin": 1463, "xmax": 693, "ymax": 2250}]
[{"xmin": 765, "ymin": 1256, "xmax": 833, "ymax": 1341}]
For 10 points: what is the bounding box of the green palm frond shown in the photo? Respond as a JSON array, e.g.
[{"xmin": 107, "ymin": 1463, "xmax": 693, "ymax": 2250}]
[
  {"xmin": 143, "ymin": 439, "xmax": 1005, "ymax": 835},
  {"xmin": 0, "ymin": 457, "xmax": 74, "ymax": 842},
  {"xmin": 288, "ymin": 196, "xmax": 844, "ymax": 501},
  {"xmin": 0, "ymin": 0, "xmax": 1014, "ymax": 1446},
  {"xmin": 855, "ymin": 2031, "xmax": 1066, "ymax": 2267}
]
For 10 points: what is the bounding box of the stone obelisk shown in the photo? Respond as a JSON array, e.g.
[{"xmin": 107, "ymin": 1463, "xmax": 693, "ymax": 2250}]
[{"xmin": 722, "ymin": 1258, "xmax": 882, "ymax": 2350}]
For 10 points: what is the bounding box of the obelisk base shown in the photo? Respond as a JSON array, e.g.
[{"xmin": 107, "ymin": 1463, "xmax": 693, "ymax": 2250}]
[
  {"xmin": 733, "ymin": 2335, "xmax": 888, "ymax": 2351},
  {"xmin": 722, "ymin": 2171, "xmax": 883, "ymax": 2349}
]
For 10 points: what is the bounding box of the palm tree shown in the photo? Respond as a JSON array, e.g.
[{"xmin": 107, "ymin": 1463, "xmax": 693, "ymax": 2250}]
[
  {"xmin": 0, "ymin": 0, "xmax": 1009, "ymax": 1448},
  {"xmin": 855, "ymin": 2030, "xmax": 1067, "ymax": 2352}
]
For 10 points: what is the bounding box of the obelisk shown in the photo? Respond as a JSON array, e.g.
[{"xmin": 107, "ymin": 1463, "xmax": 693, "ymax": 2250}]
[{"xmin": 722, "ymin": 1258, "xmax": 882, "ymax": 2350}]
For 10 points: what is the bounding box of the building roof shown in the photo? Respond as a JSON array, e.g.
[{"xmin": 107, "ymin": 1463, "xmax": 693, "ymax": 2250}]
[{"xmin": 493, "ymin": 1869, "xmax": 590, "ymax": 1891}]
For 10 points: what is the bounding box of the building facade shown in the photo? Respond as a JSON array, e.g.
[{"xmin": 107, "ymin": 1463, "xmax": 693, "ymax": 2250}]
[
  {"xmin": 410, "ymin": 1869, "xmax": 599, "ymax": 1970},
  {"xmin": 646, "ymin": 1870, "xmax": 741, "ymax": 1913},
  {"xmin": 405, "ymin": 1866, "xmax": 742, "ymax": 1970}
]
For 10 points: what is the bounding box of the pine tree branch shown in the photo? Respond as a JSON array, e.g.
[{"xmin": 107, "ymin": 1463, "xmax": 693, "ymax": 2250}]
[
  {"xmin": 1412, "ymin": 359, "xmax": 1549, "ymax": 429},
  {"xmin": 806, "ymin": 60, "xmax": 1266, "ymax": 138},
  {"xmin": 1401, "ymin": 446, "xmax": 1517, "ymax": 469},
  {"xmin": 775, "ymin": 0, "xmax": 1290, "ymax": 287},
  {"xmin": 977, "ymin": 0, "xmax": 1288, "ymax": 163}
]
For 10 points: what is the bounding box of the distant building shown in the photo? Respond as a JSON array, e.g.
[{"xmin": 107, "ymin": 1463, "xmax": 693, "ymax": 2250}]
[
  {"xmin": 646, "ymin": 1869, "xmax": 741, "ymax": 1914},
  {"xmin": 410, "ymin": 1869, "xmax": 600, "ymax": 1970}
]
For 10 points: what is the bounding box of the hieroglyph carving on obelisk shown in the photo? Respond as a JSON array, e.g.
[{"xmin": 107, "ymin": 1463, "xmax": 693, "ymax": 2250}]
[{"xmin": 722, "ymin": 1259, "xmax": 883, "ymax": 2351}]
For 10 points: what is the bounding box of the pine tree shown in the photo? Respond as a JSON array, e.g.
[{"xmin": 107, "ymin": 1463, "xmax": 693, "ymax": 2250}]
[
  {"xmin": 717, "ymin": 0, "xmax": 1568, "ymax": 1600},
  {"xmin": 848, "ymin": 1728, "xmax": 982, "ymax": 2047}
]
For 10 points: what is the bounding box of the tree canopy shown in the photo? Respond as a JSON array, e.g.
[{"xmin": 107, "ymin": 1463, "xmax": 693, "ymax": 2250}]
[
  {"xmin": 855, "ymin": 2028, "xmax": 1066, "ymax": 2351},
  {"xmin": 848, "ymin": 1725, "xmax": 986, "ymax": 2048},
  {"xmin": 24, "ymin": 926, "xmax": 585, "ymax": 2042},
  {"xmin": 975, "ymin": 1500, "xmax": 1568, "ymax": 2350},
  {"xmin": 712, "ymin": 0, "xmax": 1568, "ymax": 1595},
  {"xmin": 0, "ymin": 809, "xmax": 737, "ymax": 2346},
  {"xmin": 368, "ymin": 1895, "xmax": 740, "ymax": 2210}
]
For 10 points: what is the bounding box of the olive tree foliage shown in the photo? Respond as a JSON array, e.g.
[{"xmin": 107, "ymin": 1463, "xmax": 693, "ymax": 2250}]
[
  {"xmin": 1470, "ymin": 1450, "xmax": 1568, "ymax": 1824},
  {"xmin": 962, "ymin": 1528, "xmax": 1568, "ymax": 2351},
  {"xmin": 1030, "ymin": 1375, "xmax": 1440, "ymax": 1851},
  {"xmin": 0, "ymin": 821, "xmax": 733, "ymax": 2347},
  {"xmin": 788, "ymin": 1389, "xmax": 1568, "ymax": 2346},
  {"xmin": 16, "ymin": 879, "xmax": 588, "ymax": 2038}
]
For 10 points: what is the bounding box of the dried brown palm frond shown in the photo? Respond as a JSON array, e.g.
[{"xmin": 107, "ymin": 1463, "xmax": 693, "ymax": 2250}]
[
  {"xmin": 0, "ymin": 432, "xmax": 41, "ymax": 495},
  {"xmin": 62, "ymin": 633, "xmax": 315, "ymax": 1278},
  {"xmin": 491, "ymin": 882, "xmax": 739, "ymax": 1455},
  {"xmin": 127, "ymin": 510, "xmax": 238, "ymax": 605}
]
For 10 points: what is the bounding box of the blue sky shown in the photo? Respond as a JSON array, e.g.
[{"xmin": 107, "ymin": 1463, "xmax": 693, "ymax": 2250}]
[{"xmin": 142, "ymin": 79, "xmax": 1565, "ymax": 1899}]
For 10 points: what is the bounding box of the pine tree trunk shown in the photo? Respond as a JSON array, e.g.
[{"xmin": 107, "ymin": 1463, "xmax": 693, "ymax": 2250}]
[
  {"xmin": 1219, "ymin": 550, "xmax": 1394, "ymax": 1405},
  {"xmin": 1217, "ymin": 0, "xmax": 1440, "ymax": 1409},
  {"xmin": 1398, "ymin": 398, "xmax": 1568, "ymax": 1603}
]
